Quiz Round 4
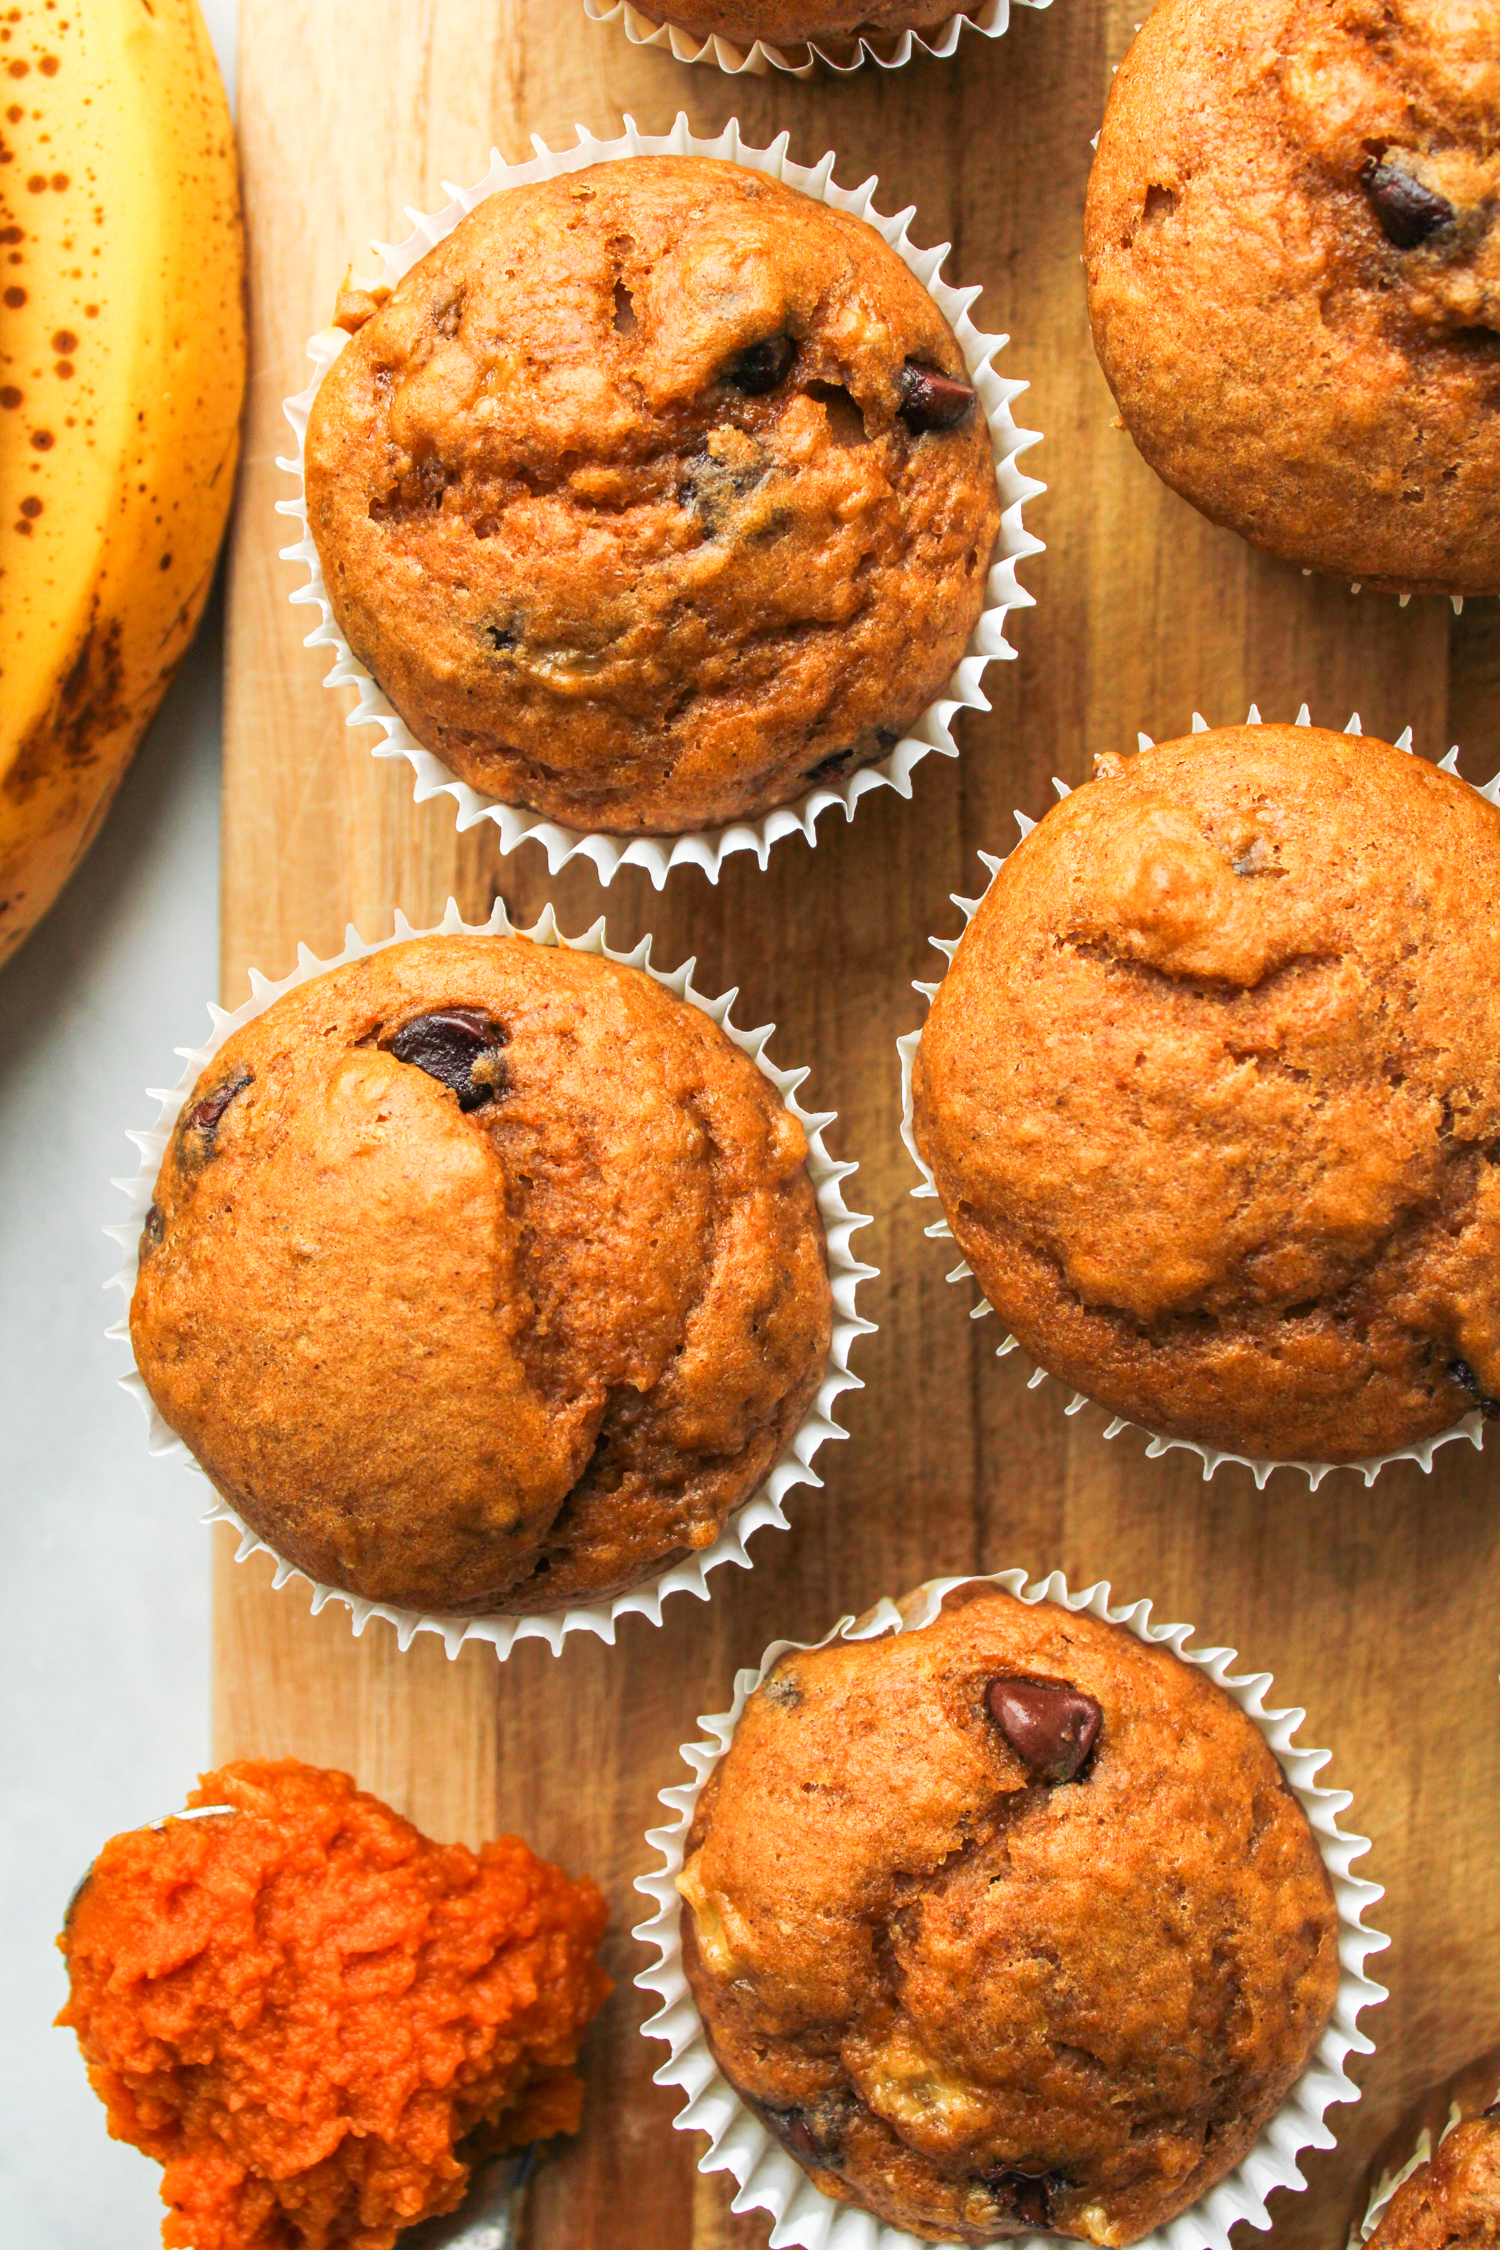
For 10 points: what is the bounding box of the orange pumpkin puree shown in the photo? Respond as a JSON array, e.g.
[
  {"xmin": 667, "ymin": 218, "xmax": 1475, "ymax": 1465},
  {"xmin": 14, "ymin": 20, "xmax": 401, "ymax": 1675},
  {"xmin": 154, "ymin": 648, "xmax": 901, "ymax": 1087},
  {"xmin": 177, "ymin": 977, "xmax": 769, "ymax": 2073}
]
[{"xmin": 56, "ymin": 1759, "xmax": 611, "ymax": 2250}]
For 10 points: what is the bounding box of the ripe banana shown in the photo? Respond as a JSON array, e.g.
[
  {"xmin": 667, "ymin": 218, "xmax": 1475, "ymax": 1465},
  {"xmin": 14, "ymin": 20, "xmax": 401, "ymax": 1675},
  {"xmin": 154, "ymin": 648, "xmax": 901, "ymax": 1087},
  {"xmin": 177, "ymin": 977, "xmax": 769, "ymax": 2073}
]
[{"xmin": 0, "ymin": 0, "xmax": 244, "ymax": 967}]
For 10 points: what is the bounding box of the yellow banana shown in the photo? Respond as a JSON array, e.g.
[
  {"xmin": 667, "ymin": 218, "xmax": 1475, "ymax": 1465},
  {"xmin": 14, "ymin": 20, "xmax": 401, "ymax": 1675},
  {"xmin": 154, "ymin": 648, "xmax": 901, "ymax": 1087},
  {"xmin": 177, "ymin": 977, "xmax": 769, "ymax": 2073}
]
[{"xmin": 0, "ymin": 0, "xmax": 243, "ymax": 967}]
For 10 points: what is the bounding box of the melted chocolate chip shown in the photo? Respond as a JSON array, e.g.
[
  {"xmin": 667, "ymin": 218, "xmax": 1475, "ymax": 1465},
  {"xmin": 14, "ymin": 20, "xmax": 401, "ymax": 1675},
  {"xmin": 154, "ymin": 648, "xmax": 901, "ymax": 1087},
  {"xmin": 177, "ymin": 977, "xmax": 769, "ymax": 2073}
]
[
  {"xmin": 778, "ymin": 2110, "xmax": 821, "ymax": 2164},
  {"xmin": 980, "ymin": 2167, "xmax": 1063, "ymax": 2229},
  {"xmin": 1450, "ymin": 1359, "xmax": 1500, "ymax": 1420},
  {"xmin": 678, "ymin": 439, "xmax": 771, "ymax": 536},
  {"xmin": 763, "ymin": 2101, "xmax": 845, "ymax": 2169},
  {"xmin": 898, "ymin": 359, "xmax": 977, "ymax": 434},
  {"xmin": 803, "ymin": 748, "xmax": 855, "ymax": 785},
  {"xmin": 986, "ymin": 1675, "xmax": 1102, "ymax": 1784},
  {"xmin": 1361, "ymin": 159, "xmax": 1455, "ymax": 250},
  {"xmin": 141, "ymin": 1203, "xmax": 165, "ymax": 1251},
  {"xmin": 190, "ymin": 1067, "xmax": 253, "ymax": 1138},
  {"xmin": 726, "ymin": 333, "xmax": 795, "ymax": 395},
  {"xmin": 385, "ymin": 1009, "xmax": 508, "ymax": 1112},
  {"xmin": 1484, "ymin": 2101, "xmax": 1500, "ymax": 2121}
]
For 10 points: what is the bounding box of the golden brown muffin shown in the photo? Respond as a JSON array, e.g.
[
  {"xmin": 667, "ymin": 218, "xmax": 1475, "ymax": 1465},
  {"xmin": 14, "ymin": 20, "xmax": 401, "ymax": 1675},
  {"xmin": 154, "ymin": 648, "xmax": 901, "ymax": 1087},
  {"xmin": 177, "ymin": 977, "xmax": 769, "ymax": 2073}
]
[
  {"xmin": 1352, "ymin": 2049, "xmax": 1500, "ymax": 2250},
  {"xmin": 1084, "ymin": 0, "xmax": 1500, "ymax": 597},
  {"xmin": 305, "ymin": 156, "xmax": 999, "ymax": 834},
  {"xmin": 664, "ymin": 1, "xmax": 968, "ymax": 39},
  {"xmin": 677, "ymin": 1584, "xmax": 1341, "ymax": 2246},
  {"xmin": 129, "ymin": 936, "xmax": 832, "ymax": 1614},
  {"xmin": 911, "ymin": 723, "xmax": 1500, "ymax": 1464}
]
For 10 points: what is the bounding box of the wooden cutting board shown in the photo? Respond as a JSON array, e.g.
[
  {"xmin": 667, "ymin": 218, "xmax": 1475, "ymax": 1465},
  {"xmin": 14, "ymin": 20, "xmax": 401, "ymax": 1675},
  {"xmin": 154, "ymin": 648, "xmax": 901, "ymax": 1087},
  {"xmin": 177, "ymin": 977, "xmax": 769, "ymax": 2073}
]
[{"xmin": 219, "ymin": 7, "xmax": 1500, "ymax": 2245}]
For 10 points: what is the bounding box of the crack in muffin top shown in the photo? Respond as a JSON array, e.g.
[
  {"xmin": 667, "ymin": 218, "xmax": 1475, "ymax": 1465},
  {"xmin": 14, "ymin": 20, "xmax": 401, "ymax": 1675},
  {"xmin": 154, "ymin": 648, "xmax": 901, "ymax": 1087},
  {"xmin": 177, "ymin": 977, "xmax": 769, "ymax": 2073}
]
[
  {"xmin": 912, "ymin": 725, "xmax": 1500, "ymax": 1463},
  {"xmin": 304, "ymin": 156, "xmax": 1000, "ymax": 833},
  {"xmin": 129, "ymin": 936, "xmax": 832, "ymax": 1615}
]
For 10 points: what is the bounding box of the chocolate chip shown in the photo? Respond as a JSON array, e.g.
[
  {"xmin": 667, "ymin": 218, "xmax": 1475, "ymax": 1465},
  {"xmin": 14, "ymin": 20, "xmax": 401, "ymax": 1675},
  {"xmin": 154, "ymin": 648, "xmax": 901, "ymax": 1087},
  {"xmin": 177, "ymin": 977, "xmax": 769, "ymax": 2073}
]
[
  {"xmin": 766, "ymin": 2105, "xmax": 837, "ymax": 2168},
  {"xmin": 141, "ymin": 1203, "xmax": 165, "ymax": 1251},
  {"xmin": 898, "ymin": 359, "xmax": 977, "ymax": 433},
  {"xmin": 1484, "ymin": 2101, "xmax": 1500, "ymax": 2121},
  {"xmin": 803, "ymin": 748, "xmax": 855, "ymax": 785},
  {"xmin": 726, "ymin": 333, "xmax": 795, "ymax": 395},
  {"xmin": 484, "ymin": 620, "xmax": 517, "ymax": 652},
  {"xmin": 386, "ymin": 1009, "xmax": 508, "ymax": 1112},
  {"xmin": 986, "ymin": 1675, "xmax": 1102, "ymax": 1783},
  {"xmin": 980, "ymin": 2167, "xmax": 1062, "ymax": 2228},
  {"xmin": 190, "ymin": 1067, "xmax": 252, "ymax": 1137},
  {"xmin": 783, "ymin": 2110, "xmax": 820, "ymax": 2162},
  {"xmin": 1361, "ymin": 159, "xmax": 1455, "ymax": 250},
  {"xmin": 1450, "ymin": 1359, "xmax": 1500, "ymax": 1420}
]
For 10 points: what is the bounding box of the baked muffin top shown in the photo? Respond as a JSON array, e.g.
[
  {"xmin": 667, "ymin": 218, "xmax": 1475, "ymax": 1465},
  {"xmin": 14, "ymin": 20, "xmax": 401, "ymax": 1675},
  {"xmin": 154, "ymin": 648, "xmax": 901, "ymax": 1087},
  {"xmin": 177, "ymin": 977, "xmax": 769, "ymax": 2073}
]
[
  {"xmin": 129, "ymin": 936, "xmax": 831, "ymax": 1615},
  {"xmin": 1084, "ymin": 0, "xmax": 1500, "ymax": 597},
  {"xmin": 912, "ymin": 724, "xmax": 1500, "ymax": 1463},
  {"xmin": 1368, "ymin": 2127, "xmax": 1500, "ymax": 2250},
  {"xmin": 1359, "ymin": 2051, "xmax": 1500, "ymax": 2250},
  {"xmin": 677, "ymin": 1585, "xmax": 1340, "ymax": 2246},
  {"xmin": 305, "ymin": 156, "xmax": 999, "ymax": 834}
]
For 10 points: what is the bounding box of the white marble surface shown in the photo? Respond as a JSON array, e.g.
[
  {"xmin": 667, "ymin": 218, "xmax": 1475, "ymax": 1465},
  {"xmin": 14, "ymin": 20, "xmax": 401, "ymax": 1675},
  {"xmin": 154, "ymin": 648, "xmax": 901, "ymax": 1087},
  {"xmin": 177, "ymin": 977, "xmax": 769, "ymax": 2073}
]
[{"xmin": 0, "ymin": 8, "xmax": 236, "ymax": 2240}]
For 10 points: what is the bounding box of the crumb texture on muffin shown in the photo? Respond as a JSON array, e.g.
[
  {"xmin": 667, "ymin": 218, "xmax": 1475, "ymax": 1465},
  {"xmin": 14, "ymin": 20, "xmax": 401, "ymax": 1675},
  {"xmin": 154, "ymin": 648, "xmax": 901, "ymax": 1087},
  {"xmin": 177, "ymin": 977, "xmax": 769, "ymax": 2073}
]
[
  {"xmin": 57, "ymin": 1759, "xmax": 610, "ymax": 2250},
  {"xmin": 677, "ymin": 1589, "xmax": 1341, "ymax": 2246},
  {"xmin": 913, "ymin": 725, "xmax": 1500, "ymax": 1463},
  {"xmin": 129, "ymin": 936, "xmax": 832, "ymax": 1613},
  {"xmin": 1365, "ymin": 2118, "xmax": 1500, "ymax": 2250},
  {"xmin": 1084, "ymin": 0, "xmax": 1500, "ymax": 595},
  {"xmin": 305, "ymin": 156, "xmax": 999, "ymax": 833},
  {"xmin": 1355, "ymin": 2049, "xmax": 1500, "ymax": 2250}
]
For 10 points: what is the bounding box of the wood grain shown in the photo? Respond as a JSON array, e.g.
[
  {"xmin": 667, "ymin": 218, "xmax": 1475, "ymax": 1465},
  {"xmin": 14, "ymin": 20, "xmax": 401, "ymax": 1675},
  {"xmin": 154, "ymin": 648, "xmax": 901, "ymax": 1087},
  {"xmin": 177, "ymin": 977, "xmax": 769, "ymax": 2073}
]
[{"xmin": 219, "ymin": 8, "xmax": 1500, "ymax": 2247}]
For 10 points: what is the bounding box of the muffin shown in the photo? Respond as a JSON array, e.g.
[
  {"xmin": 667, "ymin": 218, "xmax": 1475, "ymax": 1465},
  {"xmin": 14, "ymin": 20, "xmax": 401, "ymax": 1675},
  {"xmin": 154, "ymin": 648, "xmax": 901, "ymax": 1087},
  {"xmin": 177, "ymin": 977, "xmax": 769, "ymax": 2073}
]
[
  {"xmin": 1084, "ymin": 0, "xmax": 1500, "ymax": 598},
  {"xmin": 655, "ymin": 2, "xmax": 970, "ymax": 39},
  {"xmin": 58, "ymin": 1758, "xmax": 611, "ymax": 2250},
  {"xmin": 305, "ymin": 155, "xmax": 999, "ymax": 834},
  {"xmin": 1351, "ymin": 2048, "xmax": 1500, "ymax": 2250},
  {"xmin": 675, "ymin": 1583, "xmax": 1341, "ymax": 2246},
  {"xmin": 911, "ymin": 723, "xmax": 1500, "ymax": 1464},
  {"xmin": 129, "ymin": 934, "xmax": 833, "ymax": 1614}
]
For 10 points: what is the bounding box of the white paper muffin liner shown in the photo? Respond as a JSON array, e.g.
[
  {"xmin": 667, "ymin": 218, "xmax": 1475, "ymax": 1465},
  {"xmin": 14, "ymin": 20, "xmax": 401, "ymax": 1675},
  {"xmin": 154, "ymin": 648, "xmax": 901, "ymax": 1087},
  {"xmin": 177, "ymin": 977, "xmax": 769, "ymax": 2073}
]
[
  {"xmin": 103, "ymin": 899, "xmax": 877, "ymax": 1659},
  {"xmin": 277, "ymin": 113, "xmax": 1043, "ymax": 890},
  {"xmin": 634, "ymin": 1564, "xmax": 1387, "ymax": 2250},
  {"xmin": 1352, "ymin": 2122, "xmax": 1447, "ymax": 2247},
  {"xmin": 582, "ymin": 0, "xmax": 1048, "ymax": 78},
  {"xmin": 1348, "ymin": 2052, "xmax": 1500, "ymax": 2247},
  {"xmin": 897, "ymin": 705, "xmax": 1500, "ymax": 1491}
]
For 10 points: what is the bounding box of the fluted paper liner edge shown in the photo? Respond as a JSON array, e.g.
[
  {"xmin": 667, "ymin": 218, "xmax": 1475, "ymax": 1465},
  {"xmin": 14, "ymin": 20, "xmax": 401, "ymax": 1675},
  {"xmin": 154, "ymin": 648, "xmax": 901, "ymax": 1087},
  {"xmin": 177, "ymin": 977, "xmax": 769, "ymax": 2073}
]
[
  {"xmin": 105, "ymin": 899, "xmax": 876, "ymax": 1659},
  {"xmin": 897, "ymin": 706, "xmax": 1498, "ymax": 1490},
  {"xmin": 1347, "ymin": 2051, "xmax": 1500, "ymax": 2248},
  {"xmin": 633, "ymin": 1563, "xmax": 1387, "ymax": 2250},
  {"xmin": 277, "ymin": 113, "xmax": 1043, "ymax": 890},
  {"xmin": 582, "ymin": 0, "xmax": 1049, "ymax": 80}
]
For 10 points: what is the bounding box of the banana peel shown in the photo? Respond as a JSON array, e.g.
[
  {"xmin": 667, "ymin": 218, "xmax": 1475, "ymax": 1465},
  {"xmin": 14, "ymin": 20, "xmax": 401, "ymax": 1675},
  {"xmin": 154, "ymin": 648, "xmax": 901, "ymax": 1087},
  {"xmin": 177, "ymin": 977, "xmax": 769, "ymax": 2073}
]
[{"xmin": 0, "ymin": 0, "xmax": 245, "ymax": 967}]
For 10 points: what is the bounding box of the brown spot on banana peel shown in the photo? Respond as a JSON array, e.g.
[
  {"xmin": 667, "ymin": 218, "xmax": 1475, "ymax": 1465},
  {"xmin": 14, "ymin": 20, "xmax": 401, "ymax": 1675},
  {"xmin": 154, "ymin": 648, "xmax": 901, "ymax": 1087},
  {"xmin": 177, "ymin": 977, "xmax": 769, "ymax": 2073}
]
[
  {"xmin": 3, "ymin": 611, "xmax": 128, "ymax": 804},
  {"xmin": 1, "ymin": 0, "xmax": 245, "ymax": 975}
]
